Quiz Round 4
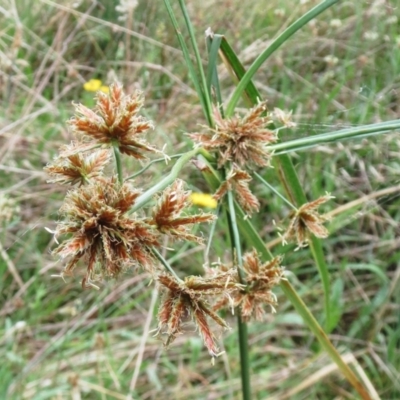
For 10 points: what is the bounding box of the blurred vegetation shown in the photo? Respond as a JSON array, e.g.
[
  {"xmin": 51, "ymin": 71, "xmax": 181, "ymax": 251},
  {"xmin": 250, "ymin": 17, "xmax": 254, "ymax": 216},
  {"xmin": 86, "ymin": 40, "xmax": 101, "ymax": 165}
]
[{"xmin": 1, "ymin": 0, "xmax": 400, "ymax": 398}]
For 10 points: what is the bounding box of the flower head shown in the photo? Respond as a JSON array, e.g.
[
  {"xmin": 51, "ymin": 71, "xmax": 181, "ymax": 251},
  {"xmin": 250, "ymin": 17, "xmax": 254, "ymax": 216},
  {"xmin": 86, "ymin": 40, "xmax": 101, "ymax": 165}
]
[
  {"xmin": 70, "ymin": 83, "xmax": 159, "ymax": 159},
  {"xmin": 190, "ymin": 102, "xmax": 277, "ymax": 168},
  {"xmin": 45, "ymin": 143, "xmax": 111, "ymax": 186},
  {"xmin": 213, "ymin": 250, "xmax": 284, "ymax": 322},
  {"xmin": 151, "ymin": 180, "xmax": 216, "ymax": 243},
  {"xmin": 214, "ymin": 166, "xmax": 260, "ymax": 215},
  {"xmin": 156, "ymin": 271, "xmax": 237, "ymax": 358},
  {"xmin": 283, "ymin": 194, "xmax": 334, "ymax": 248},
  {"xmin": 54, "ymin": 178, "xmax": 158, "ymax": 288}
]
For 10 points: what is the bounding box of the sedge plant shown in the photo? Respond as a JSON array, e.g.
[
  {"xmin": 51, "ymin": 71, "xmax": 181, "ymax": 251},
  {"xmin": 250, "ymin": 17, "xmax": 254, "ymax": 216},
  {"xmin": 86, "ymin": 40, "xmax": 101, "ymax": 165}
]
[{"xmin": 43, "ymin": 0, "xmax": 400, "ymax": 399}]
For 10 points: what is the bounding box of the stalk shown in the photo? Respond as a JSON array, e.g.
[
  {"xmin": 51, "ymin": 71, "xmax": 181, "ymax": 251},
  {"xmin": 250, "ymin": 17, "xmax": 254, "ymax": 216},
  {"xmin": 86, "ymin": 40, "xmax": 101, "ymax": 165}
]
[
  {"xmin": 130, "ymin": 148, "xmax": 199, "ymax": 213},
  {"xmin": 112, "ymin": 143, "xmax": 123, "ymax": 185},
  {"xmin": 226, "ymin": 189, "xmax": 251, "ymax": 400}
]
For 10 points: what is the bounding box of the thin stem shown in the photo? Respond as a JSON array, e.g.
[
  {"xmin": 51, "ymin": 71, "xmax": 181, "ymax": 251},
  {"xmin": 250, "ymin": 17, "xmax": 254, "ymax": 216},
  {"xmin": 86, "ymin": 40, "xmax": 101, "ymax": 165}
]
[
  {"xmin": 254, "ymin": 171, "xmax": 297, "ymax": 211},
  {"xmin": 267, "ymin": 119, "xmax": 400, "ymax": 155},
  {"xmin": 226, "ymin": 189, "xmax": 251, "ymax": 400},
  {"xmin": 126, "ymin": 154, "xmax": 184, "ymax": 181},
  {"xmin": 113, "ymin": 143, "xmax": 123, "ymax": 185},
  {"xmin": 152, "ymin": 247, "xmax": 182, "ymax": 282},
  {"xmin": 204, "ymin": 203, "xmax": 221, "ymax": 264},
  {"xmin": 130, "ymin": 148, "xmax": 200, "ymax": 213},
  {"xmin": 226, "ymin": 190, "xmax": 244, "ymax": 281}
]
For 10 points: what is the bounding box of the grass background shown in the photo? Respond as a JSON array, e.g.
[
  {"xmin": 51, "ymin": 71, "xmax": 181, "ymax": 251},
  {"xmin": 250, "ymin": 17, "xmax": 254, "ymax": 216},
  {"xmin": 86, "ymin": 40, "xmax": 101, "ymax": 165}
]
[{"xmin": 1, "ymin": 0, "xmax": 400, "ymax": 398}]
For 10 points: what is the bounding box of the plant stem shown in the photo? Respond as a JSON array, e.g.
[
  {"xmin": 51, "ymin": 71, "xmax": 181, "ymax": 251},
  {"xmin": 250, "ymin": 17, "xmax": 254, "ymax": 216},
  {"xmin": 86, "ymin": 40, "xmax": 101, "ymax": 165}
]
[
  {"xmin": 125, "ymin": 154, "xmax": 184, "ymax": 181},
  {"xmin": 113, "ymin": 143, "xmax": 123, "ymax": 185},
  {"xmin": 129, "ymin": 148, "xmax": 199, "ymax": 213},
  {"xmin": 254, "ymin": 171, "xmax": 297, "ymax": 211},
  {"xmin": 226, "ymin": 189, "xmax": 251, "ymax": 400},
  {"xmin": 151, "ymin": 247, "xmax": 182, "ymax": 282}
]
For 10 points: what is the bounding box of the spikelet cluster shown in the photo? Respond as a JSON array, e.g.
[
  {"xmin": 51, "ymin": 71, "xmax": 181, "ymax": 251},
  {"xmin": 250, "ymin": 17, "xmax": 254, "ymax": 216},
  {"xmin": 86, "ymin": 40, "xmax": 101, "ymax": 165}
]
[
  {"xmin": 156, "ymin": 270, "xmax": 238, "ymax": 358},
  {"xmin": 212, "ymin": 249, "xmax": 284, "ymax": 322},
  {"xmin": 46, "ymin": 84, "xmax": 215, "ymax": 290},
  {"xmin": 190, "ymin": 102, "xmax": 277, "ymax": 168},
  {"xmin": 283, "ymin": 194, "xmax": 334, "ymax": 248}
]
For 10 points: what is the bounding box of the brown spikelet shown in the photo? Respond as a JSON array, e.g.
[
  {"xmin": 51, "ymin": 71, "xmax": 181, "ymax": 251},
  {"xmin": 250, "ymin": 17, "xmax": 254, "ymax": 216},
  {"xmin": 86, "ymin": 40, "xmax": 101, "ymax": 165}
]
[
  {"xmin": 156, "ymin": 271, "xmax": 236, "ymax": 358},
  {"xmin": 283, "ymin": 193, "xmax": 334, "ymax": 248},
  {"xmin": 45, "ymin": 143, "xmax": 111, "ymax": 186},
  {"xmin": 214, "ymin": 167, "xmax": 260, "ymax": 215},
  {"xmin": 53, "ymin": 178, "xmax": 159, "ymax": 287},
  {"xmin": 210, "ymin": 250, "xmax": 284, "ymax": 322},
  {"xmin": 152, "ymin": 179, "xmax": 216, "ymax": 243},
  {"xmin": 69, "ymin": 83, "xmax": 161, "ymax": 159},
  {"xmin": 190, "ymin": 102, "xmax": 277, "ymax": 168}
]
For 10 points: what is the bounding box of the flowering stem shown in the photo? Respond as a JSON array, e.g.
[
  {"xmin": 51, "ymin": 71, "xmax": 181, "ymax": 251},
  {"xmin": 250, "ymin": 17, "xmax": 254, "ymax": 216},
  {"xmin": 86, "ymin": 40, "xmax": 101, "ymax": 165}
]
[
  {"xmin": 226, "ymin": 189, "xmax": 251, "ymax": 400},
  {"xmin": 130, "ymin": 148, "xmax": 200, "ymax": 213},
  {"xmin": 151, "ymin": 247, "xmax": 182, "ymax": 283},
  {"xmin": 126, "ymin": 154, "xmax": 184, "ymax": 181},
  {"xmin": 198, "ymin": 154, "xmax": 372, "ymax": 398},
  {"xmin": 253, "ymin": 171, "xmax": 297, "ymax": 211},
  {"xmin": 112, "ymin": 143, "xmax": 123, "ymax": 185}
]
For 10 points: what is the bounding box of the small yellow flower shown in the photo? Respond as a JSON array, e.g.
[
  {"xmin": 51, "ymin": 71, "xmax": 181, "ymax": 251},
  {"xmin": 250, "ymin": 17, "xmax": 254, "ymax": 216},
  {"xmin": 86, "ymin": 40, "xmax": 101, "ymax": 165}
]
[
  {"xmin": 83, "ymin": 79, "xmax": 102, "ymax": 92},
  {"xmin": 83, "ymin": 79, "xmax": 109, "ymax": 93},
  {"xmin": 99, "ymin": 85, "xmax": 109, "ymax": 94},
  {"xmin": 190, "ymin": 192, "xmax": 218, "ymax": 209}
]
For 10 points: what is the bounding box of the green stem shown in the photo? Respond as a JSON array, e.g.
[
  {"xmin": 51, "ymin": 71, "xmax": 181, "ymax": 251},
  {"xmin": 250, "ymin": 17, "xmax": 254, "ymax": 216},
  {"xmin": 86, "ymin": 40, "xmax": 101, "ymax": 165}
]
[
  {"xmin": 237, "ymin": 314, "xmax": 251, "ymax": 400},
  {"xmin": 126, "ymin": 154, "xmax": 184, "ymax": 181},
  {"xmin": 226, "ymin": 189, "xmax": 251, "ymax": 400},
  {"xmin": 152, "ymin": 247, "xmax": 182, "ymax": 282},
  {"xmin": 113, "ymin": 143, "xmax": 123, "ymax": 185},
  {"xmin": 129, "ymin": 148, "xmax": 199, "ymax": 213},
  {"xmin": 253, "ymin": 171, "xmax": 297, "ymax": 211},
  {"xmin": 268, "ymin": 119, "xmax": 400, "ymax": 154}
]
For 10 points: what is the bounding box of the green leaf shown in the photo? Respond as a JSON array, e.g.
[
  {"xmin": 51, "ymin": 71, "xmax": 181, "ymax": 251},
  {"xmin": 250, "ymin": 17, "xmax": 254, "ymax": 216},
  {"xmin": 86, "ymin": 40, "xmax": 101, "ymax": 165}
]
[
  {"xmin": 327, "ymin": 278, "xmax": 344, "ymax": 332},
  {"xmin": 164, "ymin": 0, "xmax": 212, "ymax": 125},
  {"xmin": 269, "ymin": 119, "xmax": 400, "ymax": 154},
  {"xmin": 226, "ymin": 0, "xmax": 341, "ymax": 117}
]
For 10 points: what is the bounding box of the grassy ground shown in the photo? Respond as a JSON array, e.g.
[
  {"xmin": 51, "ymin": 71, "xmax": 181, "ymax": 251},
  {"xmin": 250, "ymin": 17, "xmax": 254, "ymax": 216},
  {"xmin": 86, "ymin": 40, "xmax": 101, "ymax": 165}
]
[{"xmin": 1, "ymin": 0, "xmax": 400, "ymax": 398}]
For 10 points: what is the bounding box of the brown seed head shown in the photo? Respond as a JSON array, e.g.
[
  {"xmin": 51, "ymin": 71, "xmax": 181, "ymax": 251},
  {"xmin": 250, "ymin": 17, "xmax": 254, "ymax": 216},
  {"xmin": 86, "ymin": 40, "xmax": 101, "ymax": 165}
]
[
  {"xmin": 212, "ymin": 250, "xmax": 284, "ymax": 322},
  {"xmin": 54, "ymin": 178, "xmax": 159, "ymax": 288},
  {"xmin": 152, "ymin": 179, "xmax": 216, "ymax": 243},
  {"xmin": 45, "ymin": 143, "xmax": 111, "ymax": 186},
  {"xmin": 214, "ymin": 166, "xmax": 260, "ymax": 215},
  {"xmin": 283, "ymin": 194, "xmax": 334, "ymax": 248},
  {"xmin": 69, "ymin": 83, "xmax": 160, "ymax": 159},
  {"xmin": 156, "ymin": 272, "xmax": 235, "ymax": 358},
  {"xmin": 190, "ymin": 102, "xmax": 277, "ymax": 168}
]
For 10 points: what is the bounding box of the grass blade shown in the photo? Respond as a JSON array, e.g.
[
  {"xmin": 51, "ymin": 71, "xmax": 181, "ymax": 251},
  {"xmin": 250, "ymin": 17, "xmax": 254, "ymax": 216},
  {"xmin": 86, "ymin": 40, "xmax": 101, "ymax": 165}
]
[
  {"xmin": 164, "ymin": 0, "xmax": 211, "ymax": 124},
  {"xmin": 269, "ymin": 120, "xmax": 400, "ymax": 154},
  {"xmin": 177, "ymin": 0, "xmax": 213, "ymax": 123},
  {"xmin": 226, "ymin": 0, "xmax": 341, "ymax": 116}
]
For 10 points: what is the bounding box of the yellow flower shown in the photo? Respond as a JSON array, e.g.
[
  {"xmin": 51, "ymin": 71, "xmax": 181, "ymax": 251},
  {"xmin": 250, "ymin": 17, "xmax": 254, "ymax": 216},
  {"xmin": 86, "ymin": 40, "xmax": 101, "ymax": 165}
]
[
  {"xmin": 83, "ymin": 79, "xmax": 109, "ymax": 93},
  {"xmin": 99, "ymin": 85, "xmax": 110, "ymax": 94},
  {"xmin": 190, "ymin": 193, "xmax": 217, "ymax": 209}
]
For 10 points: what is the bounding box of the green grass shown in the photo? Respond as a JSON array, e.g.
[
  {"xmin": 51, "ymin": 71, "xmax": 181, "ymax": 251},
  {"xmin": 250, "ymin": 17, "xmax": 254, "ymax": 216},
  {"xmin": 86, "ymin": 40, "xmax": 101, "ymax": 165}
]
[{"xmin": 1, "ymin": 0, "xmax": 400, "ymax": 398}]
